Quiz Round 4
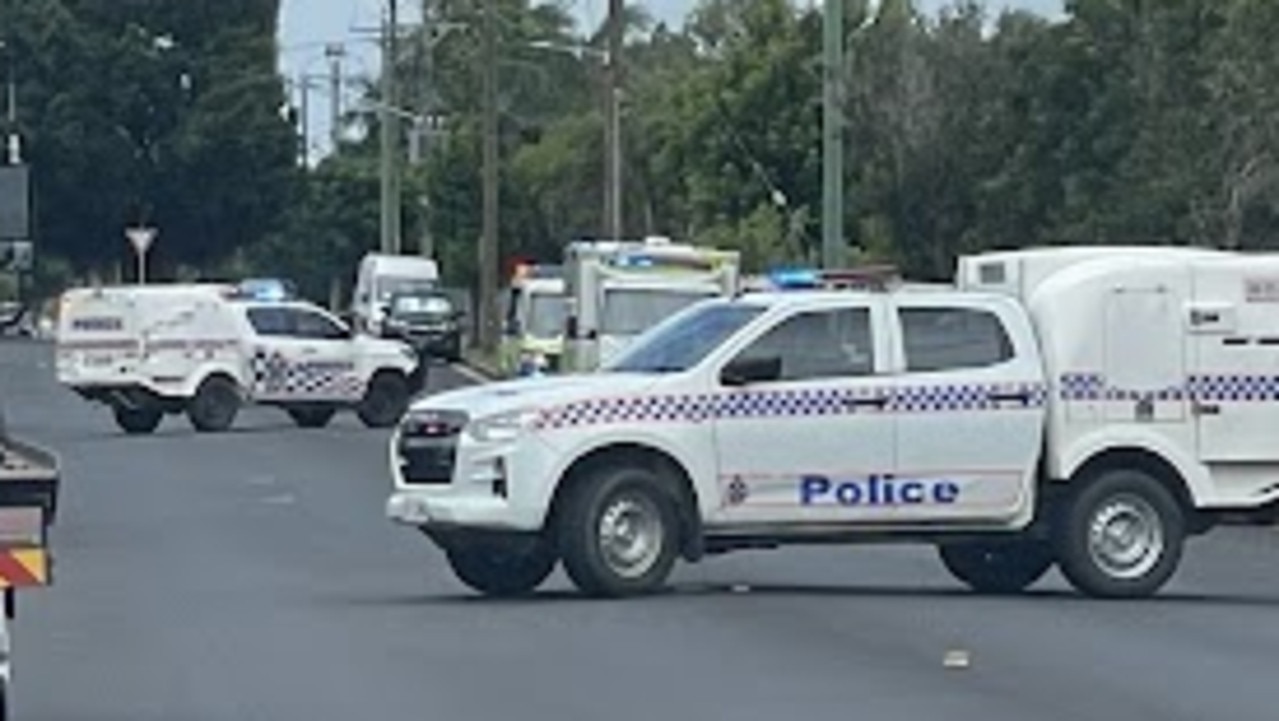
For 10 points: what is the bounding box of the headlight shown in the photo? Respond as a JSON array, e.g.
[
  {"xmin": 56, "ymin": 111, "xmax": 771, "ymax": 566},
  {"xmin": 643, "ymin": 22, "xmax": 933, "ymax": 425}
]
[{"xmin": 467, "ymin": 408, "xmax": 541, "ymax": 443}]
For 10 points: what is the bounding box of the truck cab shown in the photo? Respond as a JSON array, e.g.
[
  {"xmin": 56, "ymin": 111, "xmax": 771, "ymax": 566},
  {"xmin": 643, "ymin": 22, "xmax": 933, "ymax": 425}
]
[
  {"xmin": 562, "ymin": 238, "xmax": 741, "ymax": 372},
  {"xmin": 388, "ymin": 282, "xmax": 1054, "ymax": 597},
  {"xmin": 500, "ymin": 264, "xmax": 567, "ymax": 377}
]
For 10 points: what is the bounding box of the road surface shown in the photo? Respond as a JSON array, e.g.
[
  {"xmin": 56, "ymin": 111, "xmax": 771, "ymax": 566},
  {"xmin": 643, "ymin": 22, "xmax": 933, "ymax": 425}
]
[{"xmin": 4, "ymin": 339, "xmax": 1279, "ymax": 720}]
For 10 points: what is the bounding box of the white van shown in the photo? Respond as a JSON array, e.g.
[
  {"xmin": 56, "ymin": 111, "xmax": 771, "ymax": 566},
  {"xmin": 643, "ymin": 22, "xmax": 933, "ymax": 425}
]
[
  {"xmin": 352, "ymin": 254, "xmax": 440, "ymax": 336},
  {"xmin": 56, "ymin": 282, "xmax": 421, "ymax": 434}
]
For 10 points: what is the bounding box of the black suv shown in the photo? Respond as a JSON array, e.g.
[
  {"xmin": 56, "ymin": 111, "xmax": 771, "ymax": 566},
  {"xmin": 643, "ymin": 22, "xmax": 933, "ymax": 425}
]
[{"xmin": 381, "ymin": 289, "xmax": 464, "ymax": 362}]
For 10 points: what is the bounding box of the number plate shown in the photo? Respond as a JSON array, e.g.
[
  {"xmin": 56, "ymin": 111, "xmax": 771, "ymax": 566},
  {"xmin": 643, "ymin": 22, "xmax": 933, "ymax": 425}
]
[{"xmin": 82, "ymin": 353, "xmax": 115, "ymax": 368}]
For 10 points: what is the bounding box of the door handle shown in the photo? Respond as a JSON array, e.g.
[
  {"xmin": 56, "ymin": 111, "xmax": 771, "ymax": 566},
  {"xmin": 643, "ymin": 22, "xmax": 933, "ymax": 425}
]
[
  {"xmin": 300, "ymin": 347, "xmax": 319, "ymax": 356},
  {"xmin": 844, "ymin": 396, "xmax": 889, "ymax": 409},
  {"xmin": 1193, "ymin": 403, "xmax": 1221, "ymax": 416},
  {"xmin": 988, "ymin": 391, "xmax": 1031, "ymax": 403}
]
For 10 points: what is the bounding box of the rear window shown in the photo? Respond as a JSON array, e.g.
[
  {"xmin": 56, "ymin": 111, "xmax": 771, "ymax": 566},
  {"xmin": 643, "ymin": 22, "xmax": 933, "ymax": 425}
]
[
  {"xmin": 900, "ymin": 307, "xmax": 1014, "ymax": 373},
  {"xmin": 246, "ymin": 307, "xmax": 291, "ymax": 336}
]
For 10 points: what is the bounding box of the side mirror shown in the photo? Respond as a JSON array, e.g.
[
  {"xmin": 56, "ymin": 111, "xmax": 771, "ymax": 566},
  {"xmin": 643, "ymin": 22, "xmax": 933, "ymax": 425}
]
[{"xmin": 720, "ymin": 355, "xmax": 782, "ymax": 387}]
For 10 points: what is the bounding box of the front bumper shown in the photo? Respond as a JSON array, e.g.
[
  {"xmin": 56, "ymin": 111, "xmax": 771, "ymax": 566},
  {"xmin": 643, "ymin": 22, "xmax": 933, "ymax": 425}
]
[{"xmin": 386, "ymin": 426, "xmax": 558, "ymax": 532}]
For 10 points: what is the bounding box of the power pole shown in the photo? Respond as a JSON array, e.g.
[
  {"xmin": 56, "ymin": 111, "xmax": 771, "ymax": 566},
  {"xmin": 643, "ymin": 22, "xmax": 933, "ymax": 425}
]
[
  {"xmin": 821, "ymin": 0, "xmax": 846, "ymax": 269},
  {"xmin": 479, "ymin": 0, "xmax": 499, "ymax": 352},
  {"xmin": 603, "ymin": 0, "xmax": 624, "ymax": 241},
  {"xmin": 297, "ymin": 75, "xmax": 311, "ymax": 166},
  {"xmin": 416, "ymin": 0, "xmax": 435, "ymax": 260},
  {"xmin": 380, "ymin": 0, "xmax": 403, "ymax": 254},
  {"xmin": 325, "ymin": 43, "xmax": 345, "ymax": 151}
]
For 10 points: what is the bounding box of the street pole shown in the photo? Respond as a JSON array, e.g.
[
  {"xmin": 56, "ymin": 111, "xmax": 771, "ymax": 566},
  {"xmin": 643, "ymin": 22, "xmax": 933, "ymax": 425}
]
[
  {"xmin": 326, "ymin": 44, "xmax": 345, "ymax": 151},
  {"xmin": 380, "ymin": 0, "xmax": 403, "ymax": 255},
  {"xmin": 298, "ymin": 75, "xmax": 310, "ymax": 166},
  {"xmin": 1, "ymin": 39, "xmax": 19, "ymax": 165},
  {"xmin": 604, "ymin": 0, "xmax": 624, "ymax": 241},
  {"xmin": 418, "ymin": 0, "xmax": 436, "ymax": 259},
  {"xmin": 479, "ymin": 0, "xmax": 499, "ymax": 352},
  {"xmin": 821, "ymin": 0, "xmax": 846, "ymax": 269}
]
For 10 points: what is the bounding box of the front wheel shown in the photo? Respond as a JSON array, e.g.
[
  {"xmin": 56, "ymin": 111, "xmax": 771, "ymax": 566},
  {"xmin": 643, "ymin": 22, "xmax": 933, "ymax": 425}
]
[
  {"xmin": 113, "ymin": 405, "xmax": 163, "ymax": 435},
  {"xmin": 445, "ymin": 538, "xmax": 557, "ymax": 597},
  {"xmin": 939, "ymin": 541, "xmax": 1055, "ymax": 594},
  {"xmin": 187, "ymin": 376, "xmax": 240, "ymax": 433},
  {"xmin": 1054, "ymin": 469, "xmax": 1186, "ymax": 599},
  {"xmin": 357, "ymin": 372, "xmax": 409, "ymax": 428},
  {"xmin": 557, "ymin": 466, "xmax": 680, "ymax": 598}
]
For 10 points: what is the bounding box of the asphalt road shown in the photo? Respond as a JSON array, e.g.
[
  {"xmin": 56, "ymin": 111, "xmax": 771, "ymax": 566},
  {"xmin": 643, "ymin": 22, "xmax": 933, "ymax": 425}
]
[{"xmin": 5, "ymin": 338, "xmax": 1279, "ymax": 720}]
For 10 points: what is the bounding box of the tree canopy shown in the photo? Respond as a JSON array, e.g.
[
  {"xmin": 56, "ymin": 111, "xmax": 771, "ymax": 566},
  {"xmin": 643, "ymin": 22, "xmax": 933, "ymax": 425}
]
[{"xmin": 6, "ymin": 0, "xmax": 1279, "ymax": 298}]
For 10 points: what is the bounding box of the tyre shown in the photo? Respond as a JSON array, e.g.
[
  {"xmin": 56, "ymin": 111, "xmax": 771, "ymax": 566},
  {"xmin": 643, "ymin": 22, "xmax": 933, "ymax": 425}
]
[
  {"xmin": 445, "ymin": 537, "xmax": 557, "ymax": 597},
  {"xmin": 286, "ymin": 405, "xmax": 336, "ymax": 429},
  {"xmin": 1054, "ymin": 468, "xmax": 1186, "ymax": 599},
  {"xmin": 357, "ymin": 372, "xmax": 409, "ymax": 428},
  {"xmin": 939, "ymin": 541, "xmax": 1054, "ymax": 594},
  {"xmin": 113, "ymin": 405, "xmax": 163, "ymax": 435},
  {"xmin": 187, "ymin": 376, "xmax": 241, "ymax": 433},
  {"xmin": 557, "ymin": 465, "xmax": 680, "ymax": 598}
]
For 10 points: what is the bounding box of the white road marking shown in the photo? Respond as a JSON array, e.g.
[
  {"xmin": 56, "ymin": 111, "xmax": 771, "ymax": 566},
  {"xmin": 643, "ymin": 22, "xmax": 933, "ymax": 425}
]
[{"xmin": 449, "ymin": 362, "xmax": 492, "ymax": 386}]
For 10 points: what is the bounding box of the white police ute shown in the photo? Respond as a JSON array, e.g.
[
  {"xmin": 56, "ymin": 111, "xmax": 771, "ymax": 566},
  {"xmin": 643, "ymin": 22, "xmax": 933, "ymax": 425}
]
[
  {"xmin": 389, "ymin": 247, "xmax": 1279, "ymax": 600},
  {"xmin": 56, "ymin": 281, "xmax": 422, "ymax": 434}
]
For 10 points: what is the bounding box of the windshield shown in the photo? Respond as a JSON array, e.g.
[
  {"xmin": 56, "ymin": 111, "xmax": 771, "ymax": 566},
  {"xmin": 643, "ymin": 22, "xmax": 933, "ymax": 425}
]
[
  {"xmin": 606, "ymin": 301, "xmax": 764, "ymax": 373},
  {"xmin": 600, "ymin": 287, "xmax": 720, "ymax": 336},
  {"xmin": 526, "ymin": 292, "xmax": 567, "ymax": 338},
  {"xmin": 376, "ymin": 275, "xmax": 436, "ymax": 301},
  {"xmin": 391, "ymin": 294, "xmax": 452, "ymax": 319}
]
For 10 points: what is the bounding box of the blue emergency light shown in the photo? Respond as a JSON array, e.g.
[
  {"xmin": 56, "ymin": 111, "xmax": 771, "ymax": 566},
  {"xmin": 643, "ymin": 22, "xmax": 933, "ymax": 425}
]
[
  {"xmin": 236, "ymin": 278, "xmax": 296, "ymax": 302},
  {"xmin": 612, "ymin": 254, "xmax": 656, "ymax": 268},
  {"xmin": 766, "ymin": 268, "xmax": 821, "ymax": 289}
]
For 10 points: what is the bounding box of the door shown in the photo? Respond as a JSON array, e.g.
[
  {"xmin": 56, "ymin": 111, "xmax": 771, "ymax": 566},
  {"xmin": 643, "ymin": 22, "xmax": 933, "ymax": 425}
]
[
  {"xmin": 709, "ymin": 301, "xmax": 897, "ymax": 527},
  {"xmin": 247, "ymin": 307, "xmax": 359, "ymax": 403},
  {"xmin": 888, "ymin": 301, "xmax": 1044, "ymax": 523},
  {"xmin": 1190, "ymin": 265, "xmax": 1279, "ymax": 462}
]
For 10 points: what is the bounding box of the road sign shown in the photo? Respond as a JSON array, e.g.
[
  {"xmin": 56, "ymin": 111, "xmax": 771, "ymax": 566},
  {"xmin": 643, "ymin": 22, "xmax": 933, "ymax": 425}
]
[
  {"xmin": 126, "ymin": 227, "xmax": 156, "ymax": 255},
  {"xmin": 125, "ymin": 227, "xmax": 157, "ymax": 284},
  {"xmin": 1, "ymin": 241, "xmax": 33, "ymax": 272}
]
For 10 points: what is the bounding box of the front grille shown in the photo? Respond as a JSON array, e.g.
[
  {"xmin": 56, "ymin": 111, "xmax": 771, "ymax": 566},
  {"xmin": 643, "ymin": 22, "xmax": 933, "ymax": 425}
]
[
  {"xmin": 398, "ymin": 410, "xmax": 467, "ymax": 485},
  {"xmin": 398, "ymin": 438, "xmax": 457, "ymax": 485}
]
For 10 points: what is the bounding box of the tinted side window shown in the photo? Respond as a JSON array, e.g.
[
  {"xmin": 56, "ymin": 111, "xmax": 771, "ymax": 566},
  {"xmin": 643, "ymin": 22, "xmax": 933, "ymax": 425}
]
[
  {"xmin": 734, "ymin": 308, "xmax": 874, "ymax": 381},
  {"xmin": 247, "ymin": 307, "xmax": 291, "ymax": 337},
  {"xmin": 291, "ymin": 309, "xmax": 347, "ymax": 340},
  {"xmin": 900, "ymin": 307, "xmax": 1013, "ymax": 372}
]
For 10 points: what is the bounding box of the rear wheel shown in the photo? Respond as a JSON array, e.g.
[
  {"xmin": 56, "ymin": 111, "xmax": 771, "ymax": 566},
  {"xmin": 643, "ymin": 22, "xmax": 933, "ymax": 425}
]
[
  {"xmin": 557, "ymin": 466, "xmax": 680, "ymax": 598},
  {"xmin": 445, "ymin": 537, "xmax": 557, "ymax": 597},
  {"xmin": 187, "ymin": 376, "xmax": 240, "ymax": 433},
  {"xmin": 112, "ymin": 405, "xmax": 163, "ymax": 435},
  {"xmin": 939, "ymin": 541, "xmax": 1055, "ymax": 594},
  {"xmin": 1054, "ymin": 468, "xmax": 1186, "ymax": 599},
  {"xmin": 357, "ymin": 372, "xmax": 409, "ymax": 428}
]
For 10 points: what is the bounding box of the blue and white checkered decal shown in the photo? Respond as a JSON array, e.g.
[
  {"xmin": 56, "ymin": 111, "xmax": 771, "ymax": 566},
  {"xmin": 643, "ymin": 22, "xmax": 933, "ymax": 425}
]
[
  {"xmin": 250, "ymin": 348, "xmax": 363, "ymax": 398},
  {"xmin": 533, "ymin": 382, "xmax": 1046, "ymax": 430},
  {"xmin": 1060, "ymin": 372, "xmax": 1279, "ymax": 403}
]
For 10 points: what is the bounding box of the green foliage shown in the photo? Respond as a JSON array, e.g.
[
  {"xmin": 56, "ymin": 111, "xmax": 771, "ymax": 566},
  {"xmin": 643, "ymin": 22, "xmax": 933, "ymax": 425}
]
[
  {"xmin": 2, "ymin": 0, "xmax": 296, "ymax": 286},
  {"xmin": 11, "ymin": 0, "xmax": 1279, "ymax": 298}
]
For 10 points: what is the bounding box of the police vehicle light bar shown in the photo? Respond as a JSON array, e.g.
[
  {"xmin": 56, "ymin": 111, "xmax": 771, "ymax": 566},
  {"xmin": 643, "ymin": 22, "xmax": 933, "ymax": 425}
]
[{"xmin": 764, "ymin": 265, "xmax": 901, "ymax": 291}]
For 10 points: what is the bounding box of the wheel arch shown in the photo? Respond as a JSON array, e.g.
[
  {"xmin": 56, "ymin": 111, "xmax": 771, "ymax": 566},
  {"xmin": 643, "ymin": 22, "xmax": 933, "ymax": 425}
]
[
  {"xmin": 547, "ymin": 441, "xmax": 705, "ymax": 561},
  {"xmin": 1063, "ymin": 446, "xmax": 1209, "ymax": 534}
]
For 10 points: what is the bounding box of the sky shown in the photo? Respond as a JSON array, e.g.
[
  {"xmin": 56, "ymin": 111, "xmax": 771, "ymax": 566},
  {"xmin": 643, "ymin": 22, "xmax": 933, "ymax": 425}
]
[{"xmin": 278, "ymin": 0, "xmax": 1064, "ymax": 160}]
